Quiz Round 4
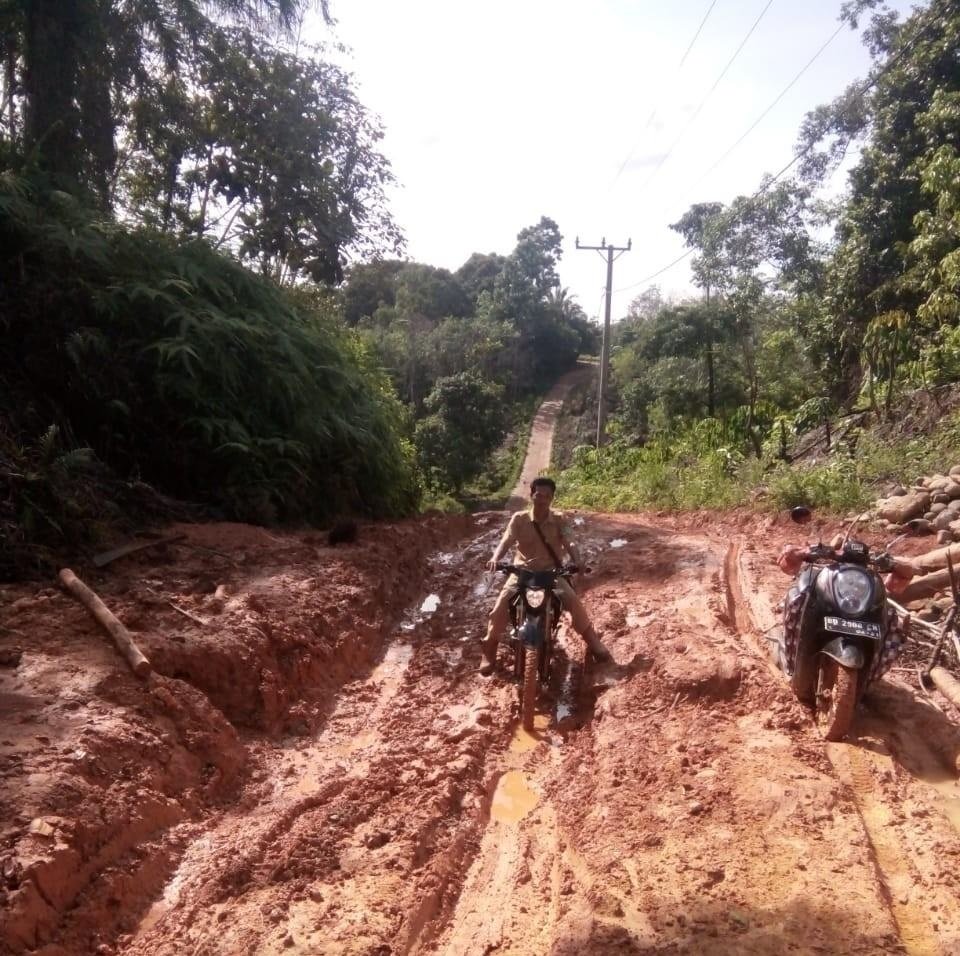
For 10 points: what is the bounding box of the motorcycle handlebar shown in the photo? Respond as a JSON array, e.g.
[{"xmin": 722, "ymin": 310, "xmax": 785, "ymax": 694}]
[
  {"xmin": 798, "ymin": 546, "xmax": 893, "ymax": 572},
  {"xmin": 495, "ymin": 562, "xmax": 583, "ymax": 576}
]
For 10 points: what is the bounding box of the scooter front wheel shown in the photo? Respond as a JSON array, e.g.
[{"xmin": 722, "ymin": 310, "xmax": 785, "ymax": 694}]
[{"xmin": 815, "ymin": 657, "xmax": 858, "ymax": 741}]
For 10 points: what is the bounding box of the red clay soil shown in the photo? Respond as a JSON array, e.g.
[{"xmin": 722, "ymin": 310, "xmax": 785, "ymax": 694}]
[{"xmin": 4, "ymin": 510, "xmax": 960, "ymax": 951}]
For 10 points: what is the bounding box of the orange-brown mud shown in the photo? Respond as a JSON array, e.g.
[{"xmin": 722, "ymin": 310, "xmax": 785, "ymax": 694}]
[{"xmin": 4, "ymin": 505, "xmax": 960, "ymax": 954}]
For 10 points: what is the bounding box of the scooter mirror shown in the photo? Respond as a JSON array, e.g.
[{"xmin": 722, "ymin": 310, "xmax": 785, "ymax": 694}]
[{"xmin": 790, "ymin": 506, "xmax": 813, "ymax": 525}]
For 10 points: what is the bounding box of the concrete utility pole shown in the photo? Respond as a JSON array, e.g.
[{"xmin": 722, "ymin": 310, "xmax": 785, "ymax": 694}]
[{"xmin": 575, "ymin": 236, "xmax": 631, "ymax": 447}]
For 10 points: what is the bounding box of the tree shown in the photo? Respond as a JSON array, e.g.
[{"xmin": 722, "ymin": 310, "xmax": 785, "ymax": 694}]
[
  {"xmin": 797, "ymin": 0, "xmax": 960, "ymax": 394},
  {"xmin": 414, "ymin": 372, "xmax": 507, "ymax": 492},
  {"xmin": 455, "ymin": 252, "xmax": 507, "ymax": 306},
  {"xmin": 12, "ymin": 0, "xmax": 317, "ymax": 200},
  {"xmin": 342, "ymin": 260, "xmax": 405, "ymax": 325},
  {"xmin": 122, "ymin": 28, "xmax": 402, "ymax": 284}
]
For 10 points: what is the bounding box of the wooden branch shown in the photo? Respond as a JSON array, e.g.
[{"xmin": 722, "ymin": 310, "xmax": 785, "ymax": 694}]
[
  {"xmin": 929, "ymin": 666, "xmax": 960, "ymax": 713},
  {"xmin": 93, "ymin": 534, "xmax": 186, "ymax": 568},
  {"xmin": 58, "ymin": 569, "xmax": 151, "ymax": 677},
  {"xmin": 145, "ymin": 586, "xmax": 208, "ymax": 627}
]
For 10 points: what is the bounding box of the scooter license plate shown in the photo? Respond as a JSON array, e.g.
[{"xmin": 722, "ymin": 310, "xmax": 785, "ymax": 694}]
[{"xmin": 824, "ymin": 616, "xmax": 882, "ymax": 639}]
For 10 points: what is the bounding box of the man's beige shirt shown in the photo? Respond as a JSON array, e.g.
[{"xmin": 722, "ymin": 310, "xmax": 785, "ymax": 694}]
[{"xmin": 504, "ymin": 509, "xmax": 569, "ymax": 571}]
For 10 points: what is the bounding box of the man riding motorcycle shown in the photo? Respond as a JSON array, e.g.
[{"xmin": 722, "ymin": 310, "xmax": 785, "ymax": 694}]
[{"xmin": 480, "ymin": 476, "xmax": 611, "ymax": 675}]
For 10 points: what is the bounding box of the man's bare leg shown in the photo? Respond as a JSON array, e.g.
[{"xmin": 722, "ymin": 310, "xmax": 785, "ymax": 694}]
[{"xmin": 557, "ymin": 578, "xmax": 611, "ymax": 662}]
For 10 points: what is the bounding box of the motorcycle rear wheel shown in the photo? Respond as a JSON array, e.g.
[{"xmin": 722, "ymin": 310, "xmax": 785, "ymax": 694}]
[
  {"xmin": 521, "ymin": 645, "xmax": 538, "ymax": 731},
  {"xmin": 814, "ymin": 657, "xmax": 858, "ymax": 741}
]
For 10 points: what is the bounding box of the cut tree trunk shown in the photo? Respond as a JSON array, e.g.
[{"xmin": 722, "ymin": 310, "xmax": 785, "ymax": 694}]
[{"xmin": 58, "ymin": 569, "xmax": 151, "ymax": 677}]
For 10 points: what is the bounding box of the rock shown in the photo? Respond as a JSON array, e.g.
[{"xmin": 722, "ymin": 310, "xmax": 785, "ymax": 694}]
[
  {"xmin": 949, "ymin": 519, "xmax": 960, "ymax": 537},
  {"xmin": 949, "ymin": 465, "xmax": 960, "ymax": 478},
  {"xmin": 930, "ymin": 474, "xmax": 949, "ymax": 489},
  {"xmin": 946, "ymin": 481, "xmax": 960, "ymax": 500},
  {"xmin": 364, "ymin": 830, "xmax": 391, "ymax": 849},
  {"xmin": 937, "ymin": 529, "xmax": 954, "ymax": 545},
  {"xmin": 933, "ymin": 509, "xmax": 957, "ymax": 531},
  {"xmin": 948, "ymin": 498, "xmax": 960, "ymax": 513},
  {"xmin": 924, "ymin": 511, "xmax": 936, "ymax": 521},
  {"xmin": 906, "ymin": 518, "xmax": 935, "ymax": 535},
  {"xmin": 932, "ymin": 494, "xmax": 950, "ymax": 506},
  {"xmin": 876, "ymin": 492, "xmax": 930, "ymax": 525},
  {"xmin": 887, "ymin": 485, "xmax": 908, "ymax": 497}
]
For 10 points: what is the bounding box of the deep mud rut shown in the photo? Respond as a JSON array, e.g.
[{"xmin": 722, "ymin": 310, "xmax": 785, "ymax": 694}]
[{"xmin": 4, "ymin": 475, "xmax": 960, "ymax": 950}]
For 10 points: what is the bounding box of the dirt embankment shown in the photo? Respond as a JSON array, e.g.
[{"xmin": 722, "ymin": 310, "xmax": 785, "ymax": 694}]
[
  {"xmin": 0, "ymin": 513, "xmax": 474, "ymax": 953},
  {"xmin": 4, "ymin": 498, "xmax": 960, "ymax": 949}
]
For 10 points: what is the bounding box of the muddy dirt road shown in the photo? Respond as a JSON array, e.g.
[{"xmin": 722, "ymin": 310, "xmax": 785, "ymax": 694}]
[
  {"xmin": 4, "ymin": 423, "xmax": 960, "ymax": 952},
  {"xmin": 4, "ymin": 511, "xmax": 960, "ymax": 954}
]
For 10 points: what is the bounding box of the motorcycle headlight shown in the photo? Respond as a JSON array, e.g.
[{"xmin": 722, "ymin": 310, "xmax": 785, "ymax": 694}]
[
  {"xmin": 525, "ymin": 588, "xmax": 546, "ymax": 609},
  {"xmin": 834, "ymin": 568, "xmax": 873, "ymax": 616}
]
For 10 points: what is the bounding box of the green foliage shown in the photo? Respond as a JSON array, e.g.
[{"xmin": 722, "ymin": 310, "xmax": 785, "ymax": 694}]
[
  {"xmin": 766, "ymin": 458, "xmax": 870, "ymax": 513},
  {"xmin": 798, "ymin": 0, "xmax": 960, "ymax": 396},
  {"xmin": 0, "ymin": 174, "xmax": 419, "ymax": 527},
  {"xmin": 414, "ymin": 372, "xmax": 507, "ymax": 493}
]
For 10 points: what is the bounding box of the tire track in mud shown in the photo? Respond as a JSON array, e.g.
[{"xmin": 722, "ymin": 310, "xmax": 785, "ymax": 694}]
[
  {"xmin": 730, "ymin": 536, "xmax": 960, "ymax": 956},
  {"xmin": 427, "ymin": 520, "xmax": 905, "ymax": 954}
]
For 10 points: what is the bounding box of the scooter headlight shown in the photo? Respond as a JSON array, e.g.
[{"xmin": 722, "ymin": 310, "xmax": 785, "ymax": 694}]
[
  {"xmin": 834, "ymin": 568, "xmax": 873, "ymax": 616},
  {"xmin": 525, "ymin": 588, "xmax": 546, "ymax": 609}
]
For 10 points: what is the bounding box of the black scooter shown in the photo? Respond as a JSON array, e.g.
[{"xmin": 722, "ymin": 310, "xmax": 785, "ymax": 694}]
[{"xmin": 772, "ymin": 507, "xmax": 910, "ymax": 741}]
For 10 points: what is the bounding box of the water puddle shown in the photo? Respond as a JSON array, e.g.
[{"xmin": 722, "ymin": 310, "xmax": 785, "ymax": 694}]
[
  {"xmin": 491, "ymin": 770, "xmax": 539, "ymax": 824},
  {"xmin": 401, "ymin": 593, "xmax": 442, "ymax": 630},
  {"xmin": 510, "ymin": 715, "xmax": 550, "ymax": 754}
]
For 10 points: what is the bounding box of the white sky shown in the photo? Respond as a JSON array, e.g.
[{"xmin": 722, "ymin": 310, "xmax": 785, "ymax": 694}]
[{"xmin": 306, "ymin": 0, "xmax": 919, "ymax": 322}]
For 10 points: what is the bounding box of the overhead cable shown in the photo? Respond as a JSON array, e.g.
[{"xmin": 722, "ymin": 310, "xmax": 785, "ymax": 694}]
[
  {"xmin": 636, "ymin": 0, "xmax": 777, "ymax": 194},
  {"xmin": 613, "ymin": 7, "xmax": 935, "ymax": 296},
  {"xmin": 610, "ymin": 0, "xmax": 720, "ymax": 188}
]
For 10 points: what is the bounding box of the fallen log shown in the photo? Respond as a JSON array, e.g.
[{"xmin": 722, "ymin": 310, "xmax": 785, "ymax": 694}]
[
  {"xmin": 929, "ymin": 666, "xmax": 960, "ymax": 713},
  {"xmin": 58, "ymin": 569, "xmax": 152, "ymax": 677},
  {"xmin": 897, "ymin": 566, "xmax": 958, "ymax": 604},
  {"xmin": 93, "ymin": 534, "xmax": 186, "ymax": 568},
  {"xmin": 909, "ymin": 542, "xmax": 960, "ymax": 574}
]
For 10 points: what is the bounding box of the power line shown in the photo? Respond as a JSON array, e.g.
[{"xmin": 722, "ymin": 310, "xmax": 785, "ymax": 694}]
[
  {"xmin": 696, "ymin": 20, "xmax": 845, "ymax": 183},
  {"xmin": 613, "ymin": 8, "xmax": 935, "ymax": 297},
  {"xmin": 610, "ymin": 0, "xmax": 720, "ymax": 188},
  {"xmin": 636, "ymin": 0, "xmax": 776, "ymax": 195},
  {"xmin": 678, "ymin": 0, "xmax": 720, "ymax": 69}
]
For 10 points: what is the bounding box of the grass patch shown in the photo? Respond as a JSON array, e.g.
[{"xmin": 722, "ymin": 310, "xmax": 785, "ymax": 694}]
[{"xmin": 556, "ymin": 408, "xmax": 960, "ymax": 516}]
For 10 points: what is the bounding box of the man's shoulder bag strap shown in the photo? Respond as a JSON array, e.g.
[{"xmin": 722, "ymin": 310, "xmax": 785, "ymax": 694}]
[{"xmin": 531, "ymin": 520, "xmax": 564, "ymax": 569}]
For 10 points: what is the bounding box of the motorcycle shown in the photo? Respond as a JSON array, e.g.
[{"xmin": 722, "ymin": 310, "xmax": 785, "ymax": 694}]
[
  {"xmin": 771, "ymin": 506, "xmax": 913, "ymax": 741},
  {"xmin": 495, "ymin": 561, "xmax": 578, "ymax": 731}
]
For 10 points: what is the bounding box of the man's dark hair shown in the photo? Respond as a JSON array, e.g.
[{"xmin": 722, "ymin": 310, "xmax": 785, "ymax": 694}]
[{"xmin": 530, "ymin": 476, "xmax": 556, "ymax": 494}]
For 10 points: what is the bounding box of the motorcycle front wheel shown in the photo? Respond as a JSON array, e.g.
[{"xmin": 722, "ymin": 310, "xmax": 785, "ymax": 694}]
[
  {"xmin": 814, "ymin": 657, "xmax": 858, "ymax": 741},
  {"xmin": 521, "ymin": 646, "xmax": 538, "ymax": 731}
]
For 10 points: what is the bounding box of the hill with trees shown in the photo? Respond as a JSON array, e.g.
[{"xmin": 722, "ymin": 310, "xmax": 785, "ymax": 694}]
[{"xmin": 558, "ymin": 0, "xmax": 960, "ymax": 515}]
